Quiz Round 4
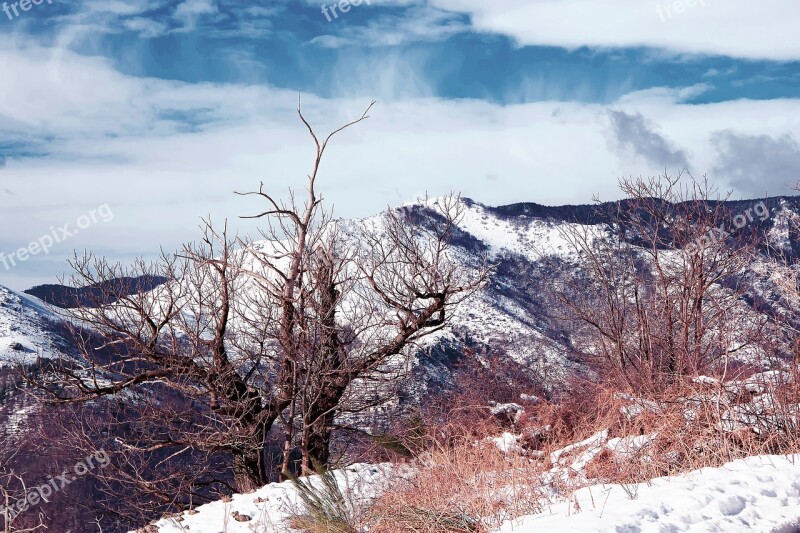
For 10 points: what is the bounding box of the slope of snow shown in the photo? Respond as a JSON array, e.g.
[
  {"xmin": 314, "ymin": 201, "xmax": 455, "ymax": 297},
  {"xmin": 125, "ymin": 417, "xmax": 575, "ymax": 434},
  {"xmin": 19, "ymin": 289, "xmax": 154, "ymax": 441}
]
[
  {"xmin": 0, "ymin": 285, "xmax": 68, "ymax": 366},
  {"xmin": 136, "ymin": 455, "xmax": 800, "ymax": 533},
  {"xmin": 499, "ymin": 454, "xmax": 800, "ymax": 533},
  {"xmin": 402, "ymin": 198, "xmax": 589, "ymax": 370},
  {"xmin": 456, "ymin": 200, "xmax": 584, "ymax": 261},
  {"xmin": 139, "ymin": 464, "xmax": 393, "ymax": 533}
]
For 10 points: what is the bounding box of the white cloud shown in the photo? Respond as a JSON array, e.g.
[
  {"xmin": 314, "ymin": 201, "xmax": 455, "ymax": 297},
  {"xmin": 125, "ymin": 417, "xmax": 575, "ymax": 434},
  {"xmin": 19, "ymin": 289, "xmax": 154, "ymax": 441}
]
[
  {"xmin": 1, "ymin": 39, "xmax": 800, "ymax": 289},
  {"xmin": 311, "ymin": 4, "xmax": 468, "ymax": 48},
  {"xmin": 387, "ymin": 0, "xmax": 800, "ymax": 61},
  {"xmin": 81, "ymin": 0, "xmax": 157, "ymax": 16}
]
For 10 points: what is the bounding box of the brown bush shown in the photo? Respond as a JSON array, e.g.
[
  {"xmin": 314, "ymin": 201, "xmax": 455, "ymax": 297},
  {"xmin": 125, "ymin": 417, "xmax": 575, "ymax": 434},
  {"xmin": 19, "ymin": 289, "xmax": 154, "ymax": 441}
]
[{"xmin": 366, "ymin": 418, "xmax": 543, "ymax": 533}]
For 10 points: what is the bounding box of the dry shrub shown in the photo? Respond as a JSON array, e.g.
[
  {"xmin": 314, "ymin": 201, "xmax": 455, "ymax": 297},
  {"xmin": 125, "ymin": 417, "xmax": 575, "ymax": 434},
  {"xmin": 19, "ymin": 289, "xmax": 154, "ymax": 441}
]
[
  {"xmin": 583, "ymin": 447, "xmax": 616, "ymax": 480},
  {"xmin": 526, "ymin": 380, "xmax": 628, "ymax": 448},
  {"xmin": 285, "ymin": 467, "xmax": 361, "ymax": 533},
  {"xmin": 362, "ymin": 363, "xmax": 800, "ymax": 531},
  {"xmin": 547, "ymin": 374, "xmax": 800, "ymax": 490},
  {"xmin": 354, "ymin": 353, "xmax": 543, "ymax": 469},
  {"xmin": 367, "ymin": 420, "xmax": 543, "ymax": 533},
  {"xmin": 486, "ymin": 368, "xmax": 800, "ymax": 500}
]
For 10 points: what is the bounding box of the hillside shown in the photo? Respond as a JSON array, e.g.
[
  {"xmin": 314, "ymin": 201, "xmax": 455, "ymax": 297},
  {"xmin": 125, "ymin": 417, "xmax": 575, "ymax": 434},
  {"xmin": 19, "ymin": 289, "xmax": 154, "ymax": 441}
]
[
  {"xmin": 388, "ymin": 195, "xmax": 800, "ymax": 399},
  {"xmin": 3, "ymin": 193, "xmax": 800, "ymax": 532},
  {"xmin": 0, "ymin": 285, "xmax": 75, "ymax": 366}
]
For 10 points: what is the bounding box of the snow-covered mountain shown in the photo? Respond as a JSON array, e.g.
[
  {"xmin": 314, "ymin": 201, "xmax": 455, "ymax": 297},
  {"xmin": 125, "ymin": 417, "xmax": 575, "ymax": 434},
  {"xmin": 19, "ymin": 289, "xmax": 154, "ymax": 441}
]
[
  {"xmin": 6, "ymin": 196, "xmax": 800, "ymax": 388},
  {"xmin": 395, "ymin": 195, "xmax": 800, "ymax": 396},
  {"xmin": 0, "ymin": 285, "xmax": 80, "ymax": 448},
  {"xmin": 6, "ymin": 194, "xmax": 800, "ymax": 401},
  {"xmin": 0, "ymin": 286, "xmax": 75, "ymax": 366}
]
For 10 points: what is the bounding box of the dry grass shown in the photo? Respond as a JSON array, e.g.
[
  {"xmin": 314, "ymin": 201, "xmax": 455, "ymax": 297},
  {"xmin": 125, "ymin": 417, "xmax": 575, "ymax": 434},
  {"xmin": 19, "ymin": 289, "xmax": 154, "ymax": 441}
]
[
  {"xmin": 285, "ymin": 467, "xmax": 362, "ymax": 533},
  {"xmin": 366, "ymin": 420, "xmax": 543, "ymax": 533},
  {"xmin": 308, "ymin": 365, "xmax": 800, "ymax": 532},
  {"xmin": 537, "ymin": 372, "xmax": 800, "ymax": 489}
]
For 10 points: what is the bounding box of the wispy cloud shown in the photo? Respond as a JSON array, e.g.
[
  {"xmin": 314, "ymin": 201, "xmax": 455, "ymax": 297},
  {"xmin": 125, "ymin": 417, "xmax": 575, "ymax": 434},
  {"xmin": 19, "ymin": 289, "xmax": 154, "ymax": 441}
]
[
  {"xmin": 81, "ymin": 0, "xmax": 157, "ymax": 16},
  {"xmin": 122, "ymin": 16, "xmax": 168, "ymax": 38},
  {"xmin": 309, "ymin": 4, "xmax": 468, "ymax": 48},
  {"xmin": 173, "ymin": 0, "xmax": 218, "ymax": 31}
]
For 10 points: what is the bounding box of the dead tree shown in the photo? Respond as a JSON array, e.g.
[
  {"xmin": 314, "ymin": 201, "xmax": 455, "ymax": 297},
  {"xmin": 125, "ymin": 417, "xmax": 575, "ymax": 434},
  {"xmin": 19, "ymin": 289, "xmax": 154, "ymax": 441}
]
[
  {"xmin": 25, "ymin": 99, "xmax": 486, "ymax": 526},
  {"xmin": 553, "ymin": 173, "xmax": 763, "ymax": 392},
  {"xmin": 237, "ymin": 102, "xmax": 488, "ymax": 473},
  {"xmin": 292, "ymin": 196, "xmax": 485, "ymax": 471},
  {"xmin": 24, "ymin": 220, "xmax": 291, "ymax": 522}
]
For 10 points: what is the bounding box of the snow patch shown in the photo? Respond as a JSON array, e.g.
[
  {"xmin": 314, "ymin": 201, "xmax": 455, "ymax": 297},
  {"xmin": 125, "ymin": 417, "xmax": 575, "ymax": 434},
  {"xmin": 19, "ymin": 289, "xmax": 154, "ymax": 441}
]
[{"xmin": 498, "ymin": 455, "xmax": 800, "ymax": 532}]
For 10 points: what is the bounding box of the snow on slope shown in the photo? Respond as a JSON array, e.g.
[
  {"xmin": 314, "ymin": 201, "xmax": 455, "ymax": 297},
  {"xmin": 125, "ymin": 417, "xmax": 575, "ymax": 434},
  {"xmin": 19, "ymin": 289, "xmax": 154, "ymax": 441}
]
[
  {"xmin": 499, "ymin": 454, "xmax": 800, "ymax": 533},
  {"xmin": 455, "ymin": 199, "xmax": 581, "ymax": 261},
  {"xmin": 0, "ymin": 284, "xmax": 69, "ymax": 366},
  {"xmin": 140, "ymin": 464, "xmax": 393, "ymax": 533},
  {"xmin": 136, "ymin": 455, "xmax": 800, "ymax": 533},
  {"xmin": 0, "ymin": 285, "xmax": 77, "ymax": 441},
  {"xmin": 393, "ymin": 198, "xmax": 589, "ymax": 373},
  {"xmin": 428, "ymin": 196, "xmax": 800, "ymax": 375}
]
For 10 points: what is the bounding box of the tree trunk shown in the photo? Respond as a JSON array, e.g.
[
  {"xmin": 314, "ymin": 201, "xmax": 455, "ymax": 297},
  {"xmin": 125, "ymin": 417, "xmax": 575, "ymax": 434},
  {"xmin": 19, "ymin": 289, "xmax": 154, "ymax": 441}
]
[
  {"xmin": 301, "ymin": 255, "xmax": 345, "ymax": 473},
  {"xmin": 304, "ymin": 411, "xmax": 334, "ymax": 471},
  {"xmin": 301, "ymin": 376, "xmax": 351, "ymax": 473},
  {"xmin": 232, "ymin": 445, "xmax": 266, "ymax": 493}
]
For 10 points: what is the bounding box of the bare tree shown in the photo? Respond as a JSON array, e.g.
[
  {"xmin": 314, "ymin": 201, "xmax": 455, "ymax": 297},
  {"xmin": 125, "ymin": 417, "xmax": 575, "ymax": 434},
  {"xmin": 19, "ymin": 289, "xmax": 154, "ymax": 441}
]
[
  {"xmin": 25, "ymin": 100, "xmax": 486, "ymax": 526},
  {"xmin": 24, "ymin": 220, "xmax": 288, "ymax": 524},
  {"xmin": 236, "ymin": 103, "xmax": 488, "ymax": 472},
  {"xmin": 290, "ymin": 196, "xmax": 485, "ymax": 471},
  {"xmin": 552, "ymin": 173, "xmax": 764, "ymax": 392}
]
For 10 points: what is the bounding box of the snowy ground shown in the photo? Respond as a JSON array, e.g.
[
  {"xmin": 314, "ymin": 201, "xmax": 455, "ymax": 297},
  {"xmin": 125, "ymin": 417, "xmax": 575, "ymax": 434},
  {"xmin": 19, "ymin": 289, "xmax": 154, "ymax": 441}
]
[
  {"xmin": 139, "ymin": 464, "xmax": 393, "ymax": 533},
  {"xmin": 501, "ymin": 454, "xmax": 800, "ymax": 533},
  {"xmin": 0, "ymin": 285, "xmax": 67, "ymax": 366},
  {"xmin": 135, "ymin": 455, "xmax": 800, "ymax": 533}
]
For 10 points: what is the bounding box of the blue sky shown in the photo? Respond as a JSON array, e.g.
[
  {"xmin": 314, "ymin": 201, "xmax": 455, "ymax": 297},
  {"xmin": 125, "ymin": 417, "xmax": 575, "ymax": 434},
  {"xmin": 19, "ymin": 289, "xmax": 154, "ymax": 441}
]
[
  {"xmin": 0, "ymin": 0, "xmax": 799, "ymax": 289},
  {"xmin": 8, "ymin": 1, "xmax": 798, "ymax": 103}
]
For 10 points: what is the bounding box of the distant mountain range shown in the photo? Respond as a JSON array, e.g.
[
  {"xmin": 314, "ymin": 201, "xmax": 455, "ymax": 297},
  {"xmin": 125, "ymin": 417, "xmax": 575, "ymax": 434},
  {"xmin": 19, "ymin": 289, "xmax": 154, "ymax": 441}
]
[
  {"xmin": 403, "ymin": 195, "xmax": 800, "ymax": 396},
  {"xmin": 7, "ymin": 195, "xmax": 800, "ymax": 383},
  {"xmin": 24, "ymin": 275, "xmax": 168, "ymax": 308}
]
